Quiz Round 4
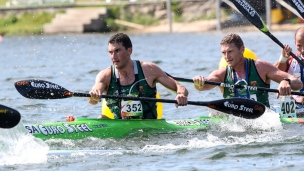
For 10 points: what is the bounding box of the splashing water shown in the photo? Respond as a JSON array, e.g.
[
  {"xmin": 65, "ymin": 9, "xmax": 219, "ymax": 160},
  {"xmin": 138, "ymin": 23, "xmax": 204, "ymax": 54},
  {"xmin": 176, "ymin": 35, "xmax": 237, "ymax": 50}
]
[{"xmin": 0, "ymin": 122, "xmax": 49, "ymax": 165}]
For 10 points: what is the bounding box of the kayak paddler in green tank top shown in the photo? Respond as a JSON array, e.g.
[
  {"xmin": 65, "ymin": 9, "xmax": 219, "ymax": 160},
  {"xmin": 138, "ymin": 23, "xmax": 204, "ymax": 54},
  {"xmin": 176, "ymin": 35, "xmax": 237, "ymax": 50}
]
[
  {"xmin": 88, "ymin": 33, "xmax": 188, "ymax": 119},
  {"xmin": 192, "ymin": 33, "xmax": 302, "ymax": 112}
]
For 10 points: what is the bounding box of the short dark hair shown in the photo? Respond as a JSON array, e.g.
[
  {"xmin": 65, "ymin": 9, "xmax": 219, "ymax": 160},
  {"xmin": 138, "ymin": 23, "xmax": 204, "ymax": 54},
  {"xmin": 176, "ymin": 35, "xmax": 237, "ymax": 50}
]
[
  {"xmin": 108, "ymin": 33, "xmax": 132, "ymax": 50},
  {"xmin": 220, "ymin": 33, "xmax": 244, "ymax": 49}
]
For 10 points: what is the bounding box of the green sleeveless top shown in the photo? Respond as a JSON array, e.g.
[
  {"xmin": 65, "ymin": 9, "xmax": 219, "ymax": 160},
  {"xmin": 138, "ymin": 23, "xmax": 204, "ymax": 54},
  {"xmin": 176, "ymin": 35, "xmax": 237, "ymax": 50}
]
[
  {"xmin": 223, "ymin": 59, "xmax": 270, "ymax": 107},
  {"xmin": 106, "ymin": 60, "xmax": 157, "ymax": 119}
]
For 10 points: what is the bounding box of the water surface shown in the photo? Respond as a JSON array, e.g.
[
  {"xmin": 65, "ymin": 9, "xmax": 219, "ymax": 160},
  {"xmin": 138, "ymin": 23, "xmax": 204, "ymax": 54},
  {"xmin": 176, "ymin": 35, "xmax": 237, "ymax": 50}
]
[{"xmin": 0, "ymin": 32, "xmax": 302, "ymax": 171}]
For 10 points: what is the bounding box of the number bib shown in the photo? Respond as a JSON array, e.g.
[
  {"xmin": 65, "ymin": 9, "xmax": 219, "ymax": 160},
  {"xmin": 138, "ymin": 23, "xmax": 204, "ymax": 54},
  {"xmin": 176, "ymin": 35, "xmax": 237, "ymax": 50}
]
[
  {"xmin": 121, "ymin": 100, "xmax": 143, "ymax": 119},
  {"xmin": 280, "ymin": 96, "xmax": 296, "ymax": 118}
]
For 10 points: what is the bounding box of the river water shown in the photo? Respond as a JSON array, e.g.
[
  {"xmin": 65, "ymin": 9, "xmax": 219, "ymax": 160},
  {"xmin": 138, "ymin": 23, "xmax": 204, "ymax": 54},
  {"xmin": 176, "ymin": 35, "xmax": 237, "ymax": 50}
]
[{"xmin": 0, "ymin": 32, "xmax": 303, "ymax": 171}]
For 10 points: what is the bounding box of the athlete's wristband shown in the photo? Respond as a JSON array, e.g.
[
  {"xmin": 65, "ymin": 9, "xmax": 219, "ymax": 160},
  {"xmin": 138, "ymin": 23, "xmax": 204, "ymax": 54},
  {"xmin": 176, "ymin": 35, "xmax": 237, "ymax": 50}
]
[{"xmin": 279, "ymin": 54, "xmax": 288, "ymax": 63}]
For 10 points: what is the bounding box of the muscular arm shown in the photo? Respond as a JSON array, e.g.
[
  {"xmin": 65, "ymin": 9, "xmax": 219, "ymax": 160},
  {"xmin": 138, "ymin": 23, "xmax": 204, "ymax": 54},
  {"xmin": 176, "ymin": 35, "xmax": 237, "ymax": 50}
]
[
  {"xmin": 268, "ymin": 69, "xmax": 302, "ymax": 91},
  {"xmin": 88, "ymin": 67, "xmax": 111, "ymax": 105},
  {"xmin": 141, "ymin": 61, "xmax": 188, "ymax": 96},
  {"xmin": 193, "ymin": 68, "xmax": 226, "ymax": 92},
  {"xmin": 141, "ymin": 61, "xmax": 188, "ymax": 106},
  {"xmin": 274, "ymin": 61, "xmax": 288, "ymax": 72},
  {"xmin": 274, "ymin": 58, "xmax": 291, "ymax": 72},
  {"xmin": 258, "ymin": 60, "xmax": 302, "ymax": 91},
  {"xmin": 158, "ymin": 74, "xmax": 189, "ymax": 97}
]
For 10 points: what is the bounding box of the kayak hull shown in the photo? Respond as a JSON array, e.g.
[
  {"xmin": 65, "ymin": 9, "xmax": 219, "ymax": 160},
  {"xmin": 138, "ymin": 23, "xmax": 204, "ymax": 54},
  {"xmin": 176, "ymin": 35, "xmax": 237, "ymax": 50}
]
[
  {"xmin": 280, "ymin": 117, "xmax": 304, "ymax": 124},
  {"xmin": 24, "ymin": 116, "xmax": 219, "ymax": 140},
  {"xmin": 24, "ymin": 114, "xmax": 304, "ymax": 140}
]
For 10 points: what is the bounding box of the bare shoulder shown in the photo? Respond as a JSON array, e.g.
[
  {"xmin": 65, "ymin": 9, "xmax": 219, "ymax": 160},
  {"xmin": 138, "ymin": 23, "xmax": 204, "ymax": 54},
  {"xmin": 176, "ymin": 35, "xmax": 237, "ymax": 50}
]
[
  {"xmin": 255, "ymin": 59, "xmax": 276, "ymax": 70},
  {"xmin": 141, "ymin": 61, "xmax": 159, "ymax": 68},
  {"xmin": 255, "ymin": 59, "xmax": 271, "ymax": 65},
  {"xmin": 97, "ymin": 66, "xmax": 111, "ymax": 76},
  {"xmin": 207, "ymin": 67, "xmax": 226, "ymax": 82},
  {"xmin": 96, "ymin": 67, "xmax": 112, "ymax": 82},
  {"xmin": 214, "ymin": 67, "xmax": 226, "ymax": 75},
  {"xmin": 210, "ymin": 67, "xmax": 227, "ymax": 77},
  {"xmin": 141, "ymin": 61, "xmax": 163, "ymax": 73}
]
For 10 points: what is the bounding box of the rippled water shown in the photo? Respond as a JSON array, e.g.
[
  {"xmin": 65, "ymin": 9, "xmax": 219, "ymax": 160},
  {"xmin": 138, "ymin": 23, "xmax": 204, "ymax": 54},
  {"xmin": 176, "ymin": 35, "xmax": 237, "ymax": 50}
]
[{"xmin": 1, "ymin": 32, "xmax": 304, "ymax": 171}]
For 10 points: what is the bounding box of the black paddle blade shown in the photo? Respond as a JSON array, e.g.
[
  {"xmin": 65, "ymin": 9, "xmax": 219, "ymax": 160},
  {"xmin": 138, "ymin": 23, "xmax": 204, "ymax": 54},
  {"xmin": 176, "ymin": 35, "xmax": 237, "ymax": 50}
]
[
  {"xmin": 0, "ymin": 105, "xmax": 21, "ymax": 129},
  {"xmin": 230, "ymin": 0, "xmax": 268, "ymax": 32},
  {"xmin": 203, "ymin": 98, "xmax": 265, "ymax": 119},
  {"xmin": 288, "ymin": 0, "xmax": 304, "ymax": 19},
  {"xmin": 15, "ymin": 80, "xmax": 73, "ymax": 99}
]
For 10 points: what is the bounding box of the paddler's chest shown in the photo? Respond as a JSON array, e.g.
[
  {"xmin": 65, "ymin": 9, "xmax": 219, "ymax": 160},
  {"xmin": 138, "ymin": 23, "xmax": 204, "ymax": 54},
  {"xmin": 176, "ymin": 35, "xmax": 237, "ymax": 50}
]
[
  {"xmin": 118, "ymin": 73, "xmax": 136, "ymax": 86},
  {"xmin": 232, "ymin": 70, "xmax": 246, "ymax": 80}
]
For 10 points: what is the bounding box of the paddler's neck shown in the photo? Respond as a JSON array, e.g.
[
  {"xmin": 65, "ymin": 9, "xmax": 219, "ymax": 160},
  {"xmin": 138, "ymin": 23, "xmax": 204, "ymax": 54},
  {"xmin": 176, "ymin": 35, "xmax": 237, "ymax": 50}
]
[
  {"xmin": 232, "ymin": 58, "xmax": 246, "ymax": 73},
  {"xmin": 117, "ymin": 60, "xmax": 134, "ymax": 78}
]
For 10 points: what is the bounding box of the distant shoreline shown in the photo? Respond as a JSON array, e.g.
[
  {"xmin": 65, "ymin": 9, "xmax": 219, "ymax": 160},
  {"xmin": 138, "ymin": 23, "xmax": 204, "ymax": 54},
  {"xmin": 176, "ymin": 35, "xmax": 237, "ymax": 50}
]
[{"xmin": 127, "ymin": 20, "xmax": 304, "ymax": 34}]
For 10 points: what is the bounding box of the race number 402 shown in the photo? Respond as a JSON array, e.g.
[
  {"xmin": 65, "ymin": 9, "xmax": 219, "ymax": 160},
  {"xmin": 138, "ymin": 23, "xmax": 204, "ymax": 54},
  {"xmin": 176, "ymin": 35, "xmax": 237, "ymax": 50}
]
[{"xmin": 280, "ymin": 96, "xmax": 296, "ymax": 118}]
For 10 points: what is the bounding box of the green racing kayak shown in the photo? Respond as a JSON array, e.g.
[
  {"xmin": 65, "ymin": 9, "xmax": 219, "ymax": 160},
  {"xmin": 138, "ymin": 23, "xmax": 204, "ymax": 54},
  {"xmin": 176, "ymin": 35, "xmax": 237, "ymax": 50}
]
[
  {"xmin": 24, "ymin": 114, "xmax": 304, "ymax": 141},
  {"xmin": 24, "ymin": 116, "xmax": 221, "ymax": 140}
]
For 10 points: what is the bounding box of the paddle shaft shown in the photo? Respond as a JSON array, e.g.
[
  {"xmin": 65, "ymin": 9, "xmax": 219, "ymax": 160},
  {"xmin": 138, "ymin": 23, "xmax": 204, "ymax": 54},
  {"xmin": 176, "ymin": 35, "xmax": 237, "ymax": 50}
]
[
  {"xmin": 170, "ymin": 76, "xmax": 304, "ymax": 96},
  {"xmin": 73, "ymin": 92, "xmax": 265, "ymax": 119},
  {"xmin": 74, "ymin": 92, "xmax": 212, "ymax": 106},
  {"xmin": 264, "ymin": 32, "xmax": 304, "ymax": 66},
  {"xmin": 230, "ymin": 0, "xmax": 304, "ymax": 66}
]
